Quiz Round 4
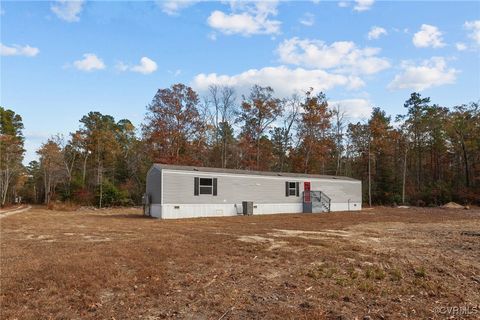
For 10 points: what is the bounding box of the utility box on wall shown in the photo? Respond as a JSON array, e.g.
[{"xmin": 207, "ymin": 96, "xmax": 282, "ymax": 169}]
[
  {"xmin": 142, "ymin": 194, "xmax": 151, "ymax": 216},
  {"xmin": 242, "ymin": 201, "xmax": 254, "ymax": 215}
]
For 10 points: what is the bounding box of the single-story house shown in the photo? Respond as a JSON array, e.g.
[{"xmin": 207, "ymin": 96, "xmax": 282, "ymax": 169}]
[{"xmin": 144, "ymin": 164, "xmax": 362, "ymax": 219}]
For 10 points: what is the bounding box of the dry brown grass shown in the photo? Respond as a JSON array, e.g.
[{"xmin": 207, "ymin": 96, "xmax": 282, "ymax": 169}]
[
  {"xmin": 46, "ymin": 202, "xmax": 81, "ymax": 211},
  {"xmin": 1, "ymin": 206, "xmax": 479, "ymax": 319}
]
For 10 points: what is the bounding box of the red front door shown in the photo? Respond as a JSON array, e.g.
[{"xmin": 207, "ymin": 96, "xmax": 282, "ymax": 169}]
[{"xmin": 304, "ymin": 182, "xmax": 311, "ymax": 202}]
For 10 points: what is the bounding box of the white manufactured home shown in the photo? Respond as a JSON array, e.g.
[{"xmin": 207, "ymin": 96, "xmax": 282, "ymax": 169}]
[{"xmin": 144, "ymin": 164, "xmax": 362, "ymax": 219}]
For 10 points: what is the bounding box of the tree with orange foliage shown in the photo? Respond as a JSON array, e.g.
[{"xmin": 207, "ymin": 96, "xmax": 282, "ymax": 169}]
[
  {"xmin": 295, "ymin": 91, "xmax": 332, "ymax": 174},
  {"xmin": 368, "ymin": 107, "xmax": 398, "ymax": 204},
  {"xmin": 143, "ymin": 84, "xmax": 204, "ymax": 165},
  {"xmin": 37, "ymin": 138, "xmax": 64, "ymax": 204},
  {"xmin": 237, "ymin": 85, "xmax": 282, "ymax": 170}
]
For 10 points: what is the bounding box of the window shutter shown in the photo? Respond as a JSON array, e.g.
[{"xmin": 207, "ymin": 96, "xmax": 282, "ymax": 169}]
[
  {"xmin": 285, "ymin": 181, "xmax": 289, "ymax": 197},
  {"xmin": 296, "ymin": 182, "xmax": 300, "ymax": 196},
  {"xmin": 194, "ymin": 177, "xmax": 199, "ymax": 196},
  {"xmin": 213, "ymin": 178, "xmax": 217, "ymax": 196}
]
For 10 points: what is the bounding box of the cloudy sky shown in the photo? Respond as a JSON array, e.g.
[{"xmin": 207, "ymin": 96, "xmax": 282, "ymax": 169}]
[{"xmin": 1, "ymin": 0, "xmax": 479, "ymax": 163}]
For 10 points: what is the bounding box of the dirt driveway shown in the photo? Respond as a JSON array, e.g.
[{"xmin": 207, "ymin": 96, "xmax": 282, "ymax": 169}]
[{"xmin": 1, "ymin": 207, "xmax": 479, "ymax": 319}]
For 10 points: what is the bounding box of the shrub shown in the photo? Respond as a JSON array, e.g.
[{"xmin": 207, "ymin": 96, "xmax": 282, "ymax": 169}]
[
  {"xmin": 72, "ymin": 188, "xmax": 95, "ymax": 205},
  {"xmin": 95, "ymin": 180, "xmax": 132, "ymax": 207},
  {"xmin": 47, "ymin": 202, "xmax": 80, "ymax": 211}
]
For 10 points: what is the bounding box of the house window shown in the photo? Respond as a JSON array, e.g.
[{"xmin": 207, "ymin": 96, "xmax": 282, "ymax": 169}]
[
  {"xmin": 194, "ymin": 177, "xmax": 218, "ymax": 196},
  {"xmin": 285, "ymin": 181, "xmax": 299, "ymax": 197},
  {"xmin": 200, "ymin": 178, "xmax": 213, "ymax": 194},
  {"xmin": 288, "ymin": 182, "xmax": 297, "ymax": 196}
]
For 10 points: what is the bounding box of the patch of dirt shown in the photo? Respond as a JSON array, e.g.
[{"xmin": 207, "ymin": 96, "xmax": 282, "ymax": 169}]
[
  {"xmin": 0, "ymin": 205, "xmax": 31, "ymax": 219},
  {"xmin": 272, "ymin": 228, "xmax": 352, "ymax": 237},
  {"xmin": 237, "ymin": 235, "xmax": 288, "ymax": 251},
  {"xmin": 1, "ymin": 206, "xmax": 479, "ymax": 319},
  {"xmin": 441, "ymin": 201, "xmax": 466, "ymax": 209},
  {"xmin": 237, "ymin": 235, "xmax": 272, "ymax": 243}
]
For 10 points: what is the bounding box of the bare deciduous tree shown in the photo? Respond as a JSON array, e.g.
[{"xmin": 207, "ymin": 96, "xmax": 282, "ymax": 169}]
[{"xmin": 331, "ymin": 104, "xmax": 346, "ymax": 176}]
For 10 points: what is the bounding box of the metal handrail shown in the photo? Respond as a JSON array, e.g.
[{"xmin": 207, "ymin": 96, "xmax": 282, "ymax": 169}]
[
  {"xmin": 320, "ymin": 191, "xmax": 331, "ymax": 202},
  {"xmin": 307, "ymin": 190, "xmax": 331, "ymax": 212},
  {"xmin": 321, "ymin": 192, "xmax": 331, "ymax": 212}
]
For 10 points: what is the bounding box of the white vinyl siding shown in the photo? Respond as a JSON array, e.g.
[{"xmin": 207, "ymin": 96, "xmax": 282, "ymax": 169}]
[{"xmin": 161, "ymin": 170, "xmax": 361, "ymax": 205}]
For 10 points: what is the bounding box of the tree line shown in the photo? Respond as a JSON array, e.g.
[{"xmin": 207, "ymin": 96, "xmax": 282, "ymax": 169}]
[{"xmin": 1, "ymin": 84, "xmax": 479, "ymax": 207}]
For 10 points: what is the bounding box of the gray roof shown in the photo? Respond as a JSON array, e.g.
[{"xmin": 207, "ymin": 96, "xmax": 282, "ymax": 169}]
[{"xmin": 153, "ymin": 164, "xmax": 358, "ymax": 181}]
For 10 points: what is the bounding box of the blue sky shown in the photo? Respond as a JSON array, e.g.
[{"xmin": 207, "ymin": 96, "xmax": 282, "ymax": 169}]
[{"xmin": 1, "ymin": 0, "xmax": 479, "ymax": 163}]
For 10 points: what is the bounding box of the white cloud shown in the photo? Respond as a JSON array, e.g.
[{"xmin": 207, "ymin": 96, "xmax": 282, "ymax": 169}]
[
  {"xmin": 207, "ymin": 1, "xmax": 281, "ymax": 36},
  {"xmin": 412, "ymin": 24, "xmax": 445, "ymax": 48},
  {"xmin": 367, "ymin": 26, "xmax": 387, "ymax": 40},
  {"xmin": 464, "ymin": 20, "xmax": 480, "ymax": 45},
  {"xmin": 0, "ymin": 43, "xmax": 39, "ymax": 57},
  {"xmin": 299, "ymin": 13, "xmax": 315, "ymax": 26},
  {"xmin": 192, "ymin": 66, "xmax": 364, "ymax": 98},
  {"xmin": 169, "ymin": 69, "xmax": 182, "ymax": 77},
  {"xmin": 24, "ymin": 130, "xmax": 51, "ymax": 141},
  {"xmin": 330, "ymin": 99, "xmax": 372, "ymax": 120},
  {"xmin": 338, "ymin": 1, "xmax": 349, "ymax": 8},
  {"xmin": 158, "ymin": 0, "xmax": 199, "ymax": 16},
  {"xmin": 131, "ymin": 57, "xmax": 158, "ymax": 74},
  {"xmin": 354, "ymin": 0, "xmax": 374, "ymax": 12},
  {"xmin": 116, "ymin": 57, "xmax": 158, "ymax": 74},
  {"xmin": 73, "ymin": 53, "xmax": 106, "ymax": 71},
  {"xmin": 277, "ymin": 37, "xmax": 390, "ymax": 75},
  {"xmin": 388, "ymin": 57, "xmax": 458, "ymax": 91},
  {"xmin": 51, "ymin": 0, "xmax": 84, "ymax": 22},
  {"xmin": 455, "ymin": 42, "xmax": 467, "ymax": 51},
  {"xmin": 208, "ymin": 32, "xmax": 217, "ymax": 41}
]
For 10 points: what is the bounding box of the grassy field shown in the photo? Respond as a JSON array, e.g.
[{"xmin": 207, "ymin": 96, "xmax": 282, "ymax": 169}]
[{"xmin": 1, "ymin": 206, "xmax": 479, "ymax": 319}]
